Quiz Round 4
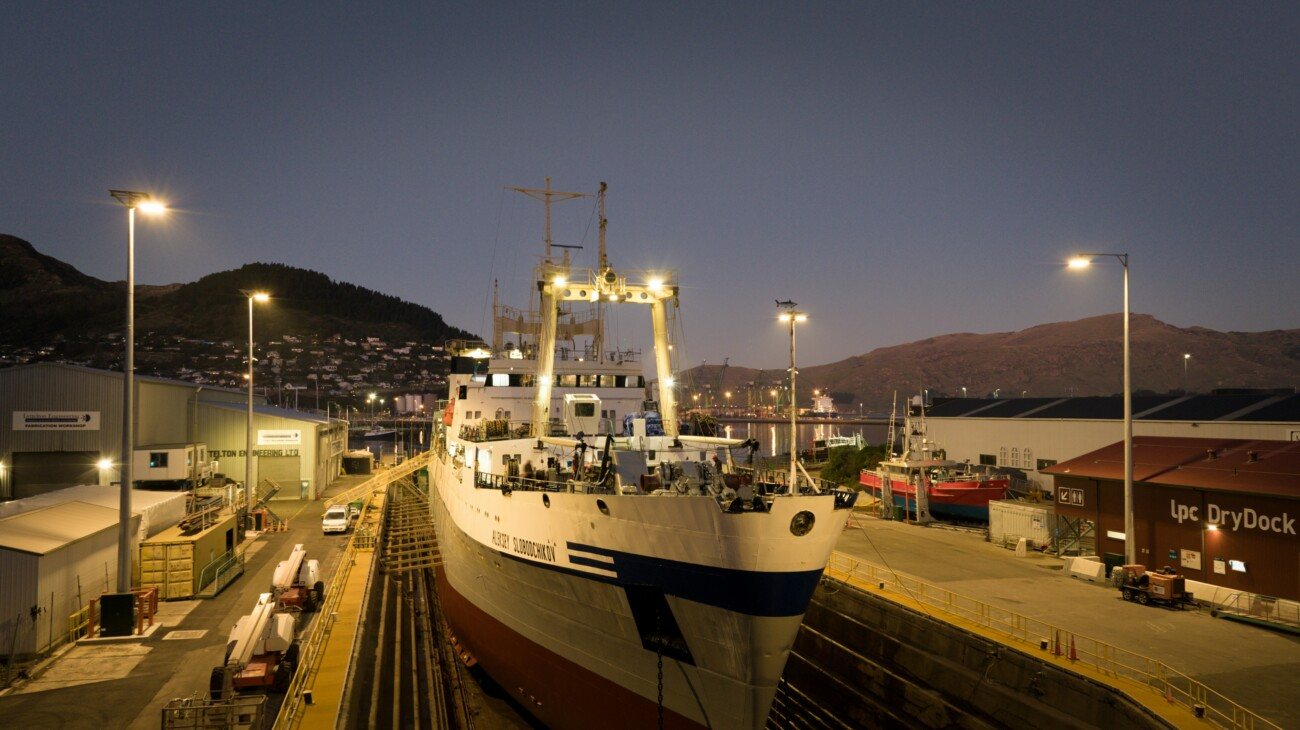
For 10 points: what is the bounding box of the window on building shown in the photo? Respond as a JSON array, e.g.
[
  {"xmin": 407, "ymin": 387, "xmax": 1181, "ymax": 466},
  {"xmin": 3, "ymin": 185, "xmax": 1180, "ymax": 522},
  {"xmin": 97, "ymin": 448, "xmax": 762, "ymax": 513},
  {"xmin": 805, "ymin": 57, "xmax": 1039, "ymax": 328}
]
[
  {"xmin": 998, "ymin": 446, "xmax": 1007, "ymax": 466},
  {"xmin": 575, "ymin": 403, "xmax": 596, "ymax": 417},
  {"xmin": 979, "ymin": 454, "xmax": 997, "ymax": 466},
  {"xmin": 149, "ymin": 452, "xmax": 169, "ymax": 468},
  {"xmin": 599, "ymin": 375, "xmax": 617, "ymax": 388},
  {"xmin": 558, "ymin": 374, "xmax": 578, "ymax": 387},
  {"xmin": 1036, "ymin": 458, "xmax": 1056, "ymax": 471},
  {"xmin": 1010, "ymin": 448, "xmax": 1019, "ymax": 468},
  {"xmin": 1023, "ymin": 448, "xmax": 1033, "ymax": 469}
]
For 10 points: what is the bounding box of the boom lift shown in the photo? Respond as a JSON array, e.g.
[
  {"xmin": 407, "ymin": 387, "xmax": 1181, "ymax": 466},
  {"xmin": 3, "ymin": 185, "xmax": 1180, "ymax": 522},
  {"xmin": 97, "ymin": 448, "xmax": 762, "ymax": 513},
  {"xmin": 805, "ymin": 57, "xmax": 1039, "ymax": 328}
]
[
  {"xmin": 210, "ymin": 592, "xmax": 299, "ymax": 698},
  {"xmin": 272, "ymin": 543, "xmax": 324, "ymax": 612}
]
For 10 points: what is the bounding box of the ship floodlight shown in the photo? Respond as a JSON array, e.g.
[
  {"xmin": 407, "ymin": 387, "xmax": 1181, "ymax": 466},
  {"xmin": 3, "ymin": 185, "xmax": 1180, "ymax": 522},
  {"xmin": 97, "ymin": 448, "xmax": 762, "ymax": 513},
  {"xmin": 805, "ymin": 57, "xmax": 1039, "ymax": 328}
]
[
  {"xmin": 97, "ymin": 458, "xmax": 113, "ymax": 470},
  {"xmin": 663, "ymin": 376, "xmax": 675, "ymax": 387},
  {"xmin": 608, "ymin": 293, "xmax": 619, "ymax": 302},
  {"xmin": 795, "ymin": 313, "xmax": 807, "ymax": 322},
  {"xmin": 648, "ymin": 277, "xmax": 664, "ymax": 292},
  {"xmin": 778, "ymin": 313, "xmax": 791, "ymax": 322},
  {"xmin": 553, "ymin": 275, "xmax": 567, "ymax": 287},
  {"xmin": 1067, "ymin": 256, "xmax": 1092, "ymax": 269},
  {"xmin": 589, "ymin": 290, "xmax": 599, "ymax": 301}
]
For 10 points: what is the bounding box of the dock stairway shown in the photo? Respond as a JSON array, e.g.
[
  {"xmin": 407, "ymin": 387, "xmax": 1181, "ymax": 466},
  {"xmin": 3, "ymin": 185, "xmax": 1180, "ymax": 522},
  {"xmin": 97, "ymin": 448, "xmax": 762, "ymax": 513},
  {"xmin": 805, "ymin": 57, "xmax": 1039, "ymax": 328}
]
[
  {"xmin": 253, "ymin": 478, "xmax": 288, "ymax": 532},
  {"xmin": 1211, "ymin": 592, "xmax": 1300, "ymax": 635}
]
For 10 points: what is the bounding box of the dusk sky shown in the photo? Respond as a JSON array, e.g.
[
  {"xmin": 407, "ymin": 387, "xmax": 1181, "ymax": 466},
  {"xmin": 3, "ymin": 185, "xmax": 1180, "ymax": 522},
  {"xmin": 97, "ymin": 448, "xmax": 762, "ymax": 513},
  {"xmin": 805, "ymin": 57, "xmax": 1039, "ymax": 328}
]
[{"xmin": 3, "ymin": 3, "xmax": 1296, "ymax": 369}]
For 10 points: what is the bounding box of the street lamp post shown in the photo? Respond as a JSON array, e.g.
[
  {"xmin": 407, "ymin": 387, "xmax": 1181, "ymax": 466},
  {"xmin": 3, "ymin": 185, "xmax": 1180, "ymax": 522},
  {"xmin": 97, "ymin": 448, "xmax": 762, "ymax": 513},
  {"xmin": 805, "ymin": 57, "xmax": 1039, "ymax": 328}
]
[
  {"xmin": 242, "ymin": 290, "xmax": 270, "ymax": 506},
  {"xmin": 1183, "ymin": 353, "xmax": 1192, "ymax": 393},
  {"xmin": 1069, "ymin": 253, "xmax": 1134, "ymax": 564},
  {"xmin": 777, "ymin": 301, "xmax": 807, "ymax": 490},
  {"xmin": 109, "ymin": 190, "xmax": 165, "ymax": 595}
]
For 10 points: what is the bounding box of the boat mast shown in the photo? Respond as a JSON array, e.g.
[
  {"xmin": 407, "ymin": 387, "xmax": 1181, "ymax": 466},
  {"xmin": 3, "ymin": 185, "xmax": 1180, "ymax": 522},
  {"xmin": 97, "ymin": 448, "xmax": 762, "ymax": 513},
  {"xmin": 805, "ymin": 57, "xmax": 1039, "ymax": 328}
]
[{"xmin": 595, "ymin": 182, "xmax": 608, "ymax": 362}]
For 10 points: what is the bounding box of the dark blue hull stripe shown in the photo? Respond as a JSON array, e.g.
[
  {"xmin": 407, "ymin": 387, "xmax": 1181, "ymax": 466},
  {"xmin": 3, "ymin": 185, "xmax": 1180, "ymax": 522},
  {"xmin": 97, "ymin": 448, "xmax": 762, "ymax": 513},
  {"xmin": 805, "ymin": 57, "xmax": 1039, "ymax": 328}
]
[{"xmin": 566, "ymin": 541, "xmax": 825, "ymax": 617}]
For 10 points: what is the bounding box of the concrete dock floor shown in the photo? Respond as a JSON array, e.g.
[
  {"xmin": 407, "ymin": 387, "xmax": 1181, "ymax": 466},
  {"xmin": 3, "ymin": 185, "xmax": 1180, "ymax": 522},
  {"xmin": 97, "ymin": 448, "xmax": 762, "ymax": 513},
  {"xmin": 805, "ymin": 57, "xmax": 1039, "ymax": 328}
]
[{"xmin": 835, "ymin": 513, "xmax": 1300, "ymax": 728}]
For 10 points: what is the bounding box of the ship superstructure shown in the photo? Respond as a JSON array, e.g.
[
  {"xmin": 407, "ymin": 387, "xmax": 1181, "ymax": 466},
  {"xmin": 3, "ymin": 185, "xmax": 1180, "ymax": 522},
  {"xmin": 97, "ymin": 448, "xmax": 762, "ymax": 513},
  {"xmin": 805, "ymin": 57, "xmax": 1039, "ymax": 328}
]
[{"xmin": 427, "ymin": 181, "xmax": 855, "ymax": 729}]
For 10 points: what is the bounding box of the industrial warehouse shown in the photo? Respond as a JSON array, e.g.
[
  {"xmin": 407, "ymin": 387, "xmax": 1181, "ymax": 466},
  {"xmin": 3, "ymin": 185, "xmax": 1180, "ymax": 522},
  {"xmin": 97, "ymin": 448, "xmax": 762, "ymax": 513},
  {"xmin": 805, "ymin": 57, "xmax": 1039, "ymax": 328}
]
[
  {"xmin": 1045, "ymin": 436, "xmax": 1300, "ymax": 602},
  {"xmin": 922, "ymin": 392, "xmax": 1300, "ymax": 497},
  {"xmin": 0, "ymin": 362, "xmax": 346, "ymax": 500}
]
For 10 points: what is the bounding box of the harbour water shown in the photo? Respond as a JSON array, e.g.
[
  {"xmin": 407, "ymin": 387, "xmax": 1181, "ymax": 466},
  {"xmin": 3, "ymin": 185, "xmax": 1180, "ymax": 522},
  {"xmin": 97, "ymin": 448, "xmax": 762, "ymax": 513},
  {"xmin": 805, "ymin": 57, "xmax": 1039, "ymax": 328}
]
[{"xmin": 721, "ymin": 421, "xmax": 889, "ymax": 458}]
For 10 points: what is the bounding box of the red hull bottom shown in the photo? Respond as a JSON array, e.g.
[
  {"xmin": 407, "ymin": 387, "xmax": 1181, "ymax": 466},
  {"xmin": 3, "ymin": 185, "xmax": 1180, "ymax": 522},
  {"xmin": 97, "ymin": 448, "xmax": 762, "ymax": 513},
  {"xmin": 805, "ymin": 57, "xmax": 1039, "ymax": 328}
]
[{"xmin": 436, "ymin": 565, "xmax": 703, "ymax": 730}]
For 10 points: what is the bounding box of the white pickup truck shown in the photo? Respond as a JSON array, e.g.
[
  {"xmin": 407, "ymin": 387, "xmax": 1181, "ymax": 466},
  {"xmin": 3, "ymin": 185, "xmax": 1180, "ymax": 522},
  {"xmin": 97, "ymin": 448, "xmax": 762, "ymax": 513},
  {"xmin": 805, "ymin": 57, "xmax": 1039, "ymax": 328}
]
[{"xmin": 321, "ymin": 505, "xmax": 350, "ymax": 534}]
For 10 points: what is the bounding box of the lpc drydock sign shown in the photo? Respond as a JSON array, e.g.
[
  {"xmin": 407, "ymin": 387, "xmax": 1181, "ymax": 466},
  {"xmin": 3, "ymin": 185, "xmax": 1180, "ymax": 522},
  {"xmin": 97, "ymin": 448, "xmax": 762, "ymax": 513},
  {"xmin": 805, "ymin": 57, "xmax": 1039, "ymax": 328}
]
[
  {"xmin": 12, "ymin": 411, "xmax": 101, "ymax": 430},
  {"xmin": 258, "ymin": 429, "xmax": 302, "ymax": 446}
]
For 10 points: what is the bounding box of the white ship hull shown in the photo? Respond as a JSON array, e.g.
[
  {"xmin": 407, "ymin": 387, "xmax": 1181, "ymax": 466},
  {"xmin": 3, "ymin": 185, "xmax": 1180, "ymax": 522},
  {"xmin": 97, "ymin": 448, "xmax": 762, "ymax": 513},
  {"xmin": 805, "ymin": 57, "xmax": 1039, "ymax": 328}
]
[{"xmin": 429, "ymin": 444, "xmax": 843, "ymax": 729}]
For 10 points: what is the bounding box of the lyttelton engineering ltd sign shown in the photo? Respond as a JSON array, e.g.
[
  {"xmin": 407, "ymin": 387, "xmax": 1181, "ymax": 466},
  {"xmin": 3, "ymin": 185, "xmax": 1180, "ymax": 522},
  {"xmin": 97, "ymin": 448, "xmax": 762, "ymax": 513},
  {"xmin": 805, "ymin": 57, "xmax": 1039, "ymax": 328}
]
[{"xmin": 12, "ymin": 411, "xmax": 101, "ymax": 430}]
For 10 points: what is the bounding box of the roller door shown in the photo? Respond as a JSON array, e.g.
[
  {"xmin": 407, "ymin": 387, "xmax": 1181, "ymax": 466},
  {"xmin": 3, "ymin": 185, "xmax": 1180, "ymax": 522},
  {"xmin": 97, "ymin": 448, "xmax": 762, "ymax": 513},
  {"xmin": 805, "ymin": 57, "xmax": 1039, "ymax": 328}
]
[
  {"xmin": 258, "ymin": 455, "xmax": 301, "ymax": 497},
  {"xmin": 11, "ymin": 451, "xmax": 98, "ymax": 498}
]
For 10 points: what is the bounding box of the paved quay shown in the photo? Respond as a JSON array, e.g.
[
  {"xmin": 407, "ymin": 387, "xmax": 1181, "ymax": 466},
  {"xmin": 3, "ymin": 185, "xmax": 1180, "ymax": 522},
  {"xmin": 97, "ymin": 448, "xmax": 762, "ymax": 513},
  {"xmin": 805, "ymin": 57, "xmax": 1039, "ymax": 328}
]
[
  {"xmin": 0, "ymin": 475, "xmax": 371, "ymax": 730},
  {"xmin": 835, "ymin": 514, "xmax": 1300, "ymax": 729}
]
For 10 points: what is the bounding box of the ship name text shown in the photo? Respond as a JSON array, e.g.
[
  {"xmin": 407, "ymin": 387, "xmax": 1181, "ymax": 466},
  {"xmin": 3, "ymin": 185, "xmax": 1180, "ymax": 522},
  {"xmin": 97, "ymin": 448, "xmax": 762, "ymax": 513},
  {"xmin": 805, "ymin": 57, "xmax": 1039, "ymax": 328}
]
[{"xmin": 492, "ymin": 531, "xmax": 556, "ymax": 562}]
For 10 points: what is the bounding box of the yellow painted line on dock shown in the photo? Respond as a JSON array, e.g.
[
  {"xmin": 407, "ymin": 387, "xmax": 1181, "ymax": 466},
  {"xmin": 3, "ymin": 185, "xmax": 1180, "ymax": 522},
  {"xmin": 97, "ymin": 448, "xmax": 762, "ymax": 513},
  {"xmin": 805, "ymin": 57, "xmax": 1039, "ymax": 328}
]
[
  {"xmin": 825, "ymin": 564, "xmax": 1214, "ymax": 728},
  {"xmin": 292, "ymin": 548, "xmax": 373, "ymax": 729}
]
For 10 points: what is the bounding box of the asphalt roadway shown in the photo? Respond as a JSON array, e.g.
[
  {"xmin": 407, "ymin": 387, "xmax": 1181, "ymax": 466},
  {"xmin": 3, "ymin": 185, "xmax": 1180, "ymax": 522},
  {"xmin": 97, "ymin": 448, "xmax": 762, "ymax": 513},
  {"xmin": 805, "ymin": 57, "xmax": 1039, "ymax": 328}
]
[
  {"xmin": 0, "ymin": 481, "xmax": 364, "ymax": 730},
  {"xmin": 836, "ymin": 514, "xmax": 1300, "ymax": 729}
]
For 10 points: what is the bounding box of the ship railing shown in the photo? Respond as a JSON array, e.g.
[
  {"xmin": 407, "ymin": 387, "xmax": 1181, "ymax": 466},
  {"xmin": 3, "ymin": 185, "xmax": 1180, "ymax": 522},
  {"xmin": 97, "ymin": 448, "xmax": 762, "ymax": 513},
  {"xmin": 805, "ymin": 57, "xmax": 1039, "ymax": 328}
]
[
  {"xmin": 473, "ymin": 471, "xmax": 593, "ymax": 494},
  {"xmin": 825, "ymin": 552, "xmax": 1281, "ymax": 730}
]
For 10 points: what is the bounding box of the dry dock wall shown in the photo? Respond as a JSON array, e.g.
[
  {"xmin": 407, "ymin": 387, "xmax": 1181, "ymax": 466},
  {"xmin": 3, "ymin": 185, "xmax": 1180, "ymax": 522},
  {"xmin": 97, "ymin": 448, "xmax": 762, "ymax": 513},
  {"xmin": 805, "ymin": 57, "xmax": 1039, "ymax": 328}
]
[{"xmin": 771, "ymin": 580, "xmax": 1168, "ymax": 729}]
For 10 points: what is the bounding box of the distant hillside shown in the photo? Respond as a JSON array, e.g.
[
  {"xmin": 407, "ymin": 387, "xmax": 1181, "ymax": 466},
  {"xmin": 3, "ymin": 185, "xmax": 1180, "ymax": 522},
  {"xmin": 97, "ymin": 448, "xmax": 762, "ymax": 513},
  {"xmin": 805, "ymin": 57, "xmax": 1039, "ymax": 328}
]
[
  {"xmin": 0, "ymin": 233, "xmax": 475, "ymax": 347},
  {"xmin": 687, "ymin": 314, "xmax": 1300, "ymax": 410}
]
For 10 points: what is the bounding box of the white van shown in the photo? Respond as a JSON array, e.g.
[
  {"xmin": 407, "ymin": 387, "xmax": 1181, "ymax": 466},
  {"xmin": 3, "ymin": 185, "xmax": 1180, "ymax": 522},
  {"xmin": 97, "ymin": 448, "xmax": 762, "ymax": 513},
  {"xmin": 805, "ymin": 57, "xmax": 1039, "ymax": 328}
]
[{"xmin": 322, "ymin": 505, "xmax": 350, "ymax": 534}]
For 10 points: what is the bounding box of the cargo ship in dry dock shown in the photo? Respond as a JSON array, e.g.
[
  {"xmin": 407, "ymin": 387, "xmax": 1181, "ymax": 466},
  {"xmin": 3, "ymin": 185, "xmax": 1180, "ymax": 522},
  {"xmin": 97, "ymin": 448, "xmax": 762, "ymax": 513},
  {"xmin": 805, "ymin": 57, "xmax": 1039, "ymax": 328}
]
[{"xmin": 427, "ymin": 180, "xmax": 856, "ymax": 729}]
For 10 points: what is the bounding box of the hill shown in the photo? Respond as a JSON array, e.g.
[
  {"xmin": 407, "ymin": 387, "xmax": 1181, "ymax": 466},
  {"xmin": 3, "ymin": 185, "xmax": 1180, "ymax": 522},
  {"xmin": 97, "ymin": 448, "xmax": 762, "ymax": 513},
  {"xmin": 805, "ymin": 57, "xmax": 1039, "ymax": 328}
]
[
  {"xmin": 688, "ymin": 314, "xmax": 1300, "ymax": 410},
  {"xmin": 0, "ymin": 233, "xmax": 474, "ymax": 347}
]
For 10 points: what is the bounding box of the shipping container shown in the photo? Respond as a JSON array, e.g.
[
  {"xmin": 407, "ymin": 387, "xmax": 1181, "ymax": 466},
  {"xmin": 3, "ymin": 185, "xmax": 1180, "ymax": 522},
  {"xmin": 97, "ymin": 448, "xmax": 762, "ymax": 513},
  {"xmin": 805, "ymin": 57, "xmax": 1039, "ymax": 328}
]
[
  {"xmin": 139, "ymin": 512, "xmax": 242, "ymax": 599},
  {"xmin": 989, "ymin": 499, "xmax": 1054, "ymax": 549}
]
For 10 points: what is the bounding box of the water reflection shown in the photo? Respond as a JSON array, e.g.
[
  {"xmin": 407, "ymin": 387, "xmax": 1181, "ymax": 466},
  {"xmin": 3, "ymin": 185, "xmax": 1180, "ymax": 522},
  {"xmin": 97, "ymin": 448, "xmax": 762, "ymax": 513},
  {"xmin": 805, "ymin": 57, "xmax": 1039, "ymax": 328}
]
[{"xmin": 719, "ymin": 422, "xmax": 888, "ymax": 457}]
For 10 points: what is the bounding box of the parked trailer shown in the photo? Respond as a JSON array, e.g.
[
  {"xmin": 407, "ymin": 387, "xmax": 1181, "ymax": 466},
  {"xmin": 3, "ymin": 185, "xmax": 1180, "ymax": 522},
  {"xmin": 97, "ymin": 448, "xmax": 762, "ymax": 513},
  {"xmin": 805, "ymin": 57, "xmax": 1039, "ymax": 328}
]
[{"xmin": 1114, "ymin": 564, "xmax": 1195, "ymax": 608}]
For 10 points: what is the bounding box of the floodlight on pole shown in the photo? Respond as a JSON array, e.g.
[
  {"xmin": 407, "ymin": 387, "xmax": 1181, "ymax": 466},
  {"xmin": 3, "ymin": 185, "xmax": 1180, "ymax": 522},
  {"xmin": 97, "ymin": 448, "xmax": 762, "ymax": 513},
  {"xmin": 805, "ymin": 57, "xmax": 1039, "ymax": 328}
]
[
  {"xmin": 1068, "ymin": 251, "xmax": 1133, "ymax": 563},
  {"xmin": 777, "ymin": 300, "xmax": 806, "ymax": 491},
  {"xmin": 241, "ymin": 290, "xmax": 270, "ymax": 506},
  {"xmin": 108, "ymin": 189, "xmax": 165, "ymax": 595}
]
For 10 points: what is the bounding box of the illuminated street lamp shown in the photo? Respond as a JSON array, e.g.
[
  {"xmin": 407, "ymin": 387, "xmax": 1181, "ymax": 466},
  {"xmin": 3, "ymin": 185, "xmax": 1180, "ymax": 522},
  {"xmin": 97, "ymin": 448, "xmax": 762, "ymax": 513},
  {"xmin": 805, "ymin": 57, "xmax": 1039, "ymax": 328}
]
[
  {"xmin": 777, "ymin": 301, "xmax": 807, "ymax": 490},
  {"xmin": 242, "ymin": 290, "xmax": 270, "ymax": 504},
  {"xmin": 109, "ymin": 189, "xmax": 166, "ymax": 595},
  {"xmin": 1183, "ymin": 353, "xmax": 1192, "ymax": 392},
  {"xmin": 1068, "ymin": 253, "xmax": 1134, "ymax": 563}
]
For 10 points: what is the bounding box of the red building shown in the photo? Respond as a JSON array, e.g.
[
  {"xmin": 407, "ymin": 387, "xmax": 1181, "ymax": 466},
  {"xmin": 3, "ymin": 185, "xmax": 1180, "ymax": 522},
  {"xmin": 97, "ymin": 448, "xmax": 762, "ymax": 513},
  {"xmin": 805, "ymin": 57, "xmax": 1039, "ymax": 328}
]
[{"xmin": 1044, "ymin": 437, "xmax": 1300, "ymax": 601}]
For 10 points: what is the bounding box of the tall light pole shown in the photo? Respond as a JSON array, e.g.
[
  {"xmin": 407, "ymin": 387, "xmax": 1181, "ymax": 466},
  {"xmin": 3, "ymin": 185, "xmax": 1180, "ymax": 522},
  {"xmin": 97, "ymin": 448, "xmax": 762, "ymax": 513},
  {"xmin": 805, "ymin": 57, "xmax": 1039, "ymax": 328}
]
[
  {"xmin": 777, "ymin": 301, "xmax": 807, "ymax": 490},
  {"xmin": 1183, "ymin": 353, "xmax": 1192, "ymax": 393},
  {"xmin": 109, "ymin": 190, "xmax": 165, "ymax": 595},
  {"xmin": 1069, "ymin": 253, "xmax": 1134, "ymax": 564},
  {"xmin": 242, "ymin": 290, "xmax": 270, "ymax": 504}
]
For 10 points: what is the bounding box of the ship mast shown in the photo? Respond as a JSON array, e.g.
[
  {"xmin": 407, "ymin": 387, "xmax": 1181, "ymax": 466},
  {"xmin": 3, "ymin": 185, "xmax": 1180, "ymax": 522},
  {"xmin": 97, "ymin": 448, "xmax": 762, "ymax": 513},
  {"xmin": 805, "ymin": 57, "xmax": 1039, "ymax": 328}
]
[
  {"xmin": 507, "ymin": 177, "xmax": 589, "ymax": 264},
  {"xmin": 595, "ymin": 182, "xmax": 608, "ymax": 361}
]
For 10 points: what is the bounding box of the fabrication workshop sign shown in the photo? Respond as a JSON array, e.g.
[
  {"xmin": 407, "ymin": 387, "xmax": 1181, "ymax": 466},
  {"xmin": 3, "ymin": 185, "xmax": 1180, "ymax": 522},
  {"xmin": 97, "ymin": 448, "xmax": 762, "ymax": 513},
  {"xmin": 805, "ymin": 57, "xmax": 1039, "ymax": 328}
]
[
  {"xmin": 258, "ymin": 429, "xmax": 302, "ymax": 446},
  {"xmin": 12, "ymin": 411, "xmax": 100, "ymax": 430}
]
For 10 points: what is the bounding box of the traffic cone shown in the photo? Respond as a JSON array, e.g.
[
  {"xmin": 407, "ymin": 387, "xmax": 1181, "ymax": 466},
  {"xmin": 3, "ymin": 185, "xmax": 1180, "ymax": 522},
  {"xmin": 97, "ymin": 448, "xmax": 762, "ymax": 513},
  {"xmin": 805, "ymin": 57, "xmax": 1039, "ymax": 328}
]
[
  {"xmin": 1052, "ymin": 630, "xmax": 1062, "ymax": 656},
  {"xmin": 1068, "ymin": 635, "xmax": 1078, "ymax": 661}
]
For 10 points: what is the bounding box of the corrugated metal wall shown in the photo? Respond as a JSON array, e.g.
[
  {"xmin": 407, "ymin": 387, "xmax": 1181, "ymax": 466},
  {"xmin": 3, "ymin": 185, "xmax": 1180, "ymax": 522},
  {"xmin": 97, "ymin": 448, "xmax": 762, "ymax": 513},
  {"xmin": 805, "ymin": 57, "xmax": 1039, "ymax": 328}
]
[
  {"xmin": 0, "ymin": 517, "xmax": 137, "ymax": 658},
  {"xmin": 926, "ymin": 417, "xmax": 1294, "ymax": 495},
  {"xmin": 197, "ymin": 404, "xmax": 322, "ymax": 498}
]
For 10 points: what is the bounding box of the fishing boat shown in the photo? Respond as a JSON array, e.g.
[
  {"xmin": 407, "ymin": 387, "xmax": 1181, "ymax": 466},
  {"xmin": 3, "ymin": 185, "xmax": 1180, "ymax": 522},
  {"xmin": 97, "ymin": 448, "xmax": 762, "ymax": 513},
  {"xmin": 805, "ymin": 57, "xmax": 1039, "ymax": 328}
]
[
  {"xmin": 427, "ymin": 180, "xmax": 856, "ymax": 729},
  {"xmin": 859, "ymin": 396, "xmax": 1007, "ymax": 521}
]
